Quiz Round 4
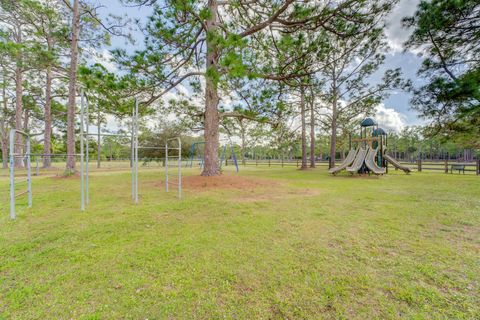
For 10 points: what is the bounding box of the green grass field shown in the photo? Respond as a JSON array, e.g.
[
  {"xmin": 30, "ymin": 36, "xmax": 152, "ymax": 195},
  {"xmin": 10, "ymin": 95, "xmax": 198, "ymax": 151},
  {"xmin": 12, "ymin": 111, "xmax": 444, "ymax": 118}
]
[{"xmin": 0, "ymin": 167, "xmax": 479, "ymax": 319}]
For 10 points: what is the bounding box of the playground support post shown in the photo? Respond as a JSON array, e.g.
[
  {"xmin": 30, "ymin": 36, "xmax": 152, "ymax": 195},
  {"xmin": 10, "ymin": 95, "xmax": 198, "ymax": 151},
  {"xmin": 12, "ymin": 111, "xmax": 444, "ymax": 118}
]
[
  {"xmin": 26, "ymin": 137, "xmax": 32, "ymax": 208},
  {"xmin": 9, "ymin": 129, "xmax": 32, "ymax": 220},
  {"xmin": 81, "ymin": 93, "xmax": 139, "ymax": 210},
  {"xmin": 85, "ymin": 95, "xmax": 89, "ymax": 205},
  {"xmin": 129, "ymin": 98, "xmax": 139, "ymax": 203},
  {"xmin": 80, "ymin": 90, "xmax": 85, "ymax": 211},
  {"xmin": 134, "ymin": 98, "xmax": 139, "ymax": 204},
  {"xmin": 165, "ymin": 137, "xmax": 182, "ymax": 199},
  {"xmin": 131, "ymin": 102, "xmax": 135, "ymax": 201},
  {"xmin": 165, "ymin": 140, "xmax": 168, "ymax": 192},
  {"xmin": 35, "ymin": 157, "xmax": 39, "ymax": 176}
]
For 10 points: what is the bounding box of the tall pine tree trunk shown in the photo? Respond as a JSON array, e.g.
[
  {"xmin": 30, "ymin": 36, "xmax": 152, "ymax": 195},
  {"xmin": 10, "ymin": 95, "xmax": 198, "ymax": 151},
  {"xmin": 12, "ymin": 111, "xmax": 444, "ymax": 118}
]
[
  {"xmin": 12, "ymin": 24, "xmax": 24, "ymax": 168},
  {"xmin": 1, "ymin": 80, "xmax": 8, "ymax": 169},
  {"xmin": 14, "ymin": 65, "xmax": 23, "ymax": 168},
  {"xmin": 202, "ymin": 0, "xmax": 220, "ymax": 176},
  {"xmin": 329, "ymin": 73, "xmax": 338, "ymax": 169},
  {"xmin": 43, "ymin": 64, "xmax": 53, "ymax": 168},
  {"xmin": 300, "ymin": 85, "xmax": 307, "ymax": 170},
  {"xmin": 0, "ymin": 128, "xmax": 7, "ymax": 169},
  {"xmin": 309, "ymin": 91, "xmax": 315, "ymax": 168},
  {"xmin": 66, "ymin": 0, "xmax": 80, "ymax": 174},
  {"xmin": 329, "ymin": 111, "xmax": 337, "ymax": 169}
]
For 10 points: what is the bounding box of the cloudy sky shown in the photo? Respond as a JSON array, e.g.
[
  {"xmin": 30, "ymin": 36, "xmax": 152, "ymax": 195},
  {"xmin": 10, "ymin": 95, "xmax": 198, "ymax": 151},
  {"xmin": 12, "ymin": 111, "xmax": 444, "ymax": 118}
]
[{"xmin": 101, "ymin": 0, "xmax": 424, "ymax": 132}]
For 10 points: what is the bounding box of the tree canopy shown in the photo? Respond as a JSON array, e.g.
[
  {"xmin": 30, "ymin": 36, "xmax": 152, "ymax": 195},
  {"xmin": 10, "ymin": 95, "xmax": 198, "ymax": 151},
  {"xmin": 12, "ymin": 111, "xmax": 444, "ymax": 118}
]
[{"xmin": 404, "ymin": 0, "xmax": 480, "ymax": 147}]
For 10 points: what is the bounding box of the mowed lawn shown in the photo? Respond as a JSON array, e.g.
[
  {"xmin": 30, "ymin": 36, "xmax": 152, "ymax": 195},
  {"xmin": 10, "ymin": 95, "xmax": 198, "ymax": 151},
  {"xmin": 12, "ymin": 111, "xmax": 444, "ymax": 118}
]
[{"xmin": 0, "ymin": 166, "xmax": 479, "ymax": 319}]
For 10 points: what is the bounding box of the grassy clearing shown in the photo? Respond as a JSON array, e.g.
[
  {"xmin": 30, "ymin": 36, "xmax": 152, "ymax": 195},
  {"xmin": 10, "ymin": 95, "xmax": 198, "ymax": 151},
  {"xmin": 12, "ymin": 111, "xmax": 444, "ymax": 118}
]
[{"xmin": 0, "ymin": 167, "xmax": 479, "ymax": 319}]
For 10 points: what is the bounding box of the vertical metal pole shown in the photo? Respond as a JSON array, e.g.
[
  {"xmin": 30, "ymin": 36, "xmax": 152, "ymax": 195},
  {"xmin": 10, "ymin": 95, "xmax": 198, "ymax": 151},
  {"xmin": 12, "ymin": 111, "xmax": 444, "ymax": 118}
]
[
  {"xmin": 134, "ymin": 98, "xmax": 139, "ymax": 204},
  {"xmin": 36, "ymin": 157, "xmax": 39, "ymax": 176},
  {"xmin": 85, "ymin": 96, "xmax": 89, "ymax": 205},
  {"xmin": 131, "ymin": 102, "xmax": 135, "ymax": 200},
  {"xmin": 26, "ymin": 136, "xmax": 32, "ymax": 208},
  {"xmin": 178, "ymin": 138, "xmax": 181, "ymax": 199},
  {"xmin": 165, "ymin": 141, "xmax": 169, "ymax": 192},
  {"xmin": 80, "ymin": 90, "xmax": 85, "ymax": 211},
  {"xmin": 9, "ymin": 129, "xmax": 15, "ymax": 220},
  {"xmin": 97, "ymin": 107, "xmax": 101, "ymax": 169}
]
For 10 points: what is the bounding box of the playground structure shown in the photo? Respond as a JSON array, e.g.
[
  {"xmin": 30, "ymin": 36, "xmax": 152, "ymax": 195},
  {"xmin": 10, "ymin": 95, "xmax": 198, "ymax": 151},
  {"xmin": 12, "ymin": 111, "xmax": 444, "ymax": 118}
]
[
  {"xmin": 8, "ymin": 91, "xmax": 182, "ymax": 220},
  {"xmin": 329, "ymin": 117, "xmax": 411, "ymax": 175},
  {"xmin": 79, "ymin": 92, "xmax": 182, "ymax": 209},
  {"xmin": 78, "ymin": 93, "xmax": 140, "ymax": 210},
  {"xmin": 8, "ymin": 129, "xmax": 32, "ymax": 219},
  {"xmin": 187, "ymin": 140, "xmax": 239, "ymax": 173},
  {"xmin": 165, "ymin": 137, "xmax": 182, "ymax": 199}
]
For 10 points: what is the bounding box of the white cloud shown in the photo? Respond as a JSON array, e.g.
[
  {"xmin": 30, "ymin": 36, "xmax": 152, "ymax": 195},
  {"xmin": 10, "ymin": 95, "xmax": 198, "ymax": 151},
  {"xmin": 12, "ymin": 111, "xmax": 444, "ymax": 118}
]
[
  {"xmin": 374, "ymin": 103, "xmax": 407, "ymax": 132},
  {"xmin": 385, "ymin": 0, "xmax": 420, "ymax": 53}
]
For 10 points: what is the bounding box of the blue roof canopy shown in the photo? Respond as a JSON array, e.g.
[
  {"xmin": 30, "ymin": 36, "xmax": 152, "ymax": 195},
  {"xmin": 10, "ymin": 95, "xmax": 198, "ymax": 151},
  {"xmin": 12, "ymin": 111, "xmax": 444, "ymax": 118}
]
[
  {"xmin": 360, "ymin": 117, "xmax": 377, "ymax": 127},
  {"xmin": 372, "ymin": 128, "xmax": 387, "ymax": 136}
]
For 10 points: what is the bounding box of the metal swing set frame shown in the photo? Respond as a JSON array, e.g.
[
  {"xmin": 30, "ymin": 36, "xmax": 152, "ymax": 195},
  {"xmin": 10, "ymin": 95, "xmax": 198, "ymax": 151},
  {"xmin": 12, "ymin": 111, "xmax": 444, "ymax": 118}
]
[{"xmin": 8, "ymin": 90, "xmax": 181, "ymax": 220}]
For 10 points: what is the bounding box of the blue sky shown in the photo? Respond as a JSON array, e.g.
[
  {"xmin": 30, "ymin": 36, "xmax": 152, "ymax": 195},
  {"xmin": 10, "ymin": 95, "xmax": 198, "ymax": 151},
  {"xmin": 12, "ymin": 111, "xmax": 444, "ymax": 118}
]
[{"xmin": 99, "ymin": 0, "xmax": 424, "ymax": 132}]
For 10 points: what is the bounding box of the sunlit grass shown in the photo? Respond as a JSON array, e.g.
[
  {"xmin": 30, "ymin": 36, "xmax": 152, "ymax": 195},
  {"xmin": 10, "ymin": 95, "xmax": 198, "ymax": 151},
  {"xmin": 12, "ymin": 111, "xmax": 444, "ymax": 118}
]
[{"xmin": 0, "ymin": 166, "xmax": 479, "ymax": 319}]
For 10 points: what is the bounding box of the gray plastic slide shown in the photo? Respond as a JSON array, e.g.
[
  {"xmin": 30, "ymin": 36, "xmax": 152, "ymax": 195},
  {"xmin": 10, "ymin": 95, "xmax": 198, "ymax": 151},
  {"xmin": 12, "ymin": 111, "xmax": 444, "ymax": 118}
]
[
  {"xmin": 365, "ymin": 147, "xmax": 386, "ymax": 175},
  {"xmin": 384, "ymin": 153, "xmax": 411, "ymax": 173},
  {"xmin": 329, "ymin": 148, "xmax": 358, "ymax": 174},
  {"xmin": 347, "ymin": 147, "xmax": 368, "ymax": 173}
]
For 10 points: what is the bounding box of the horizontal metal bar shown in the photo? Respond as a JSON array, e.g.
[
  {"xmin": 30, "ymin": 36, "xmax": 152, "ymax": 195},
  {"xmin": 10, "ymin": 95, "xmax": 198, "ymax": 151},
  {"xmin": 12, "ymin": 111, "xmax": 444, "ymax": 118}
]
[
  {"xmin": 82, "ymin": 133, "xmax": 131, "ymax": 138},
  {"xmin": 30, "ymin": 153, "xmax": 83, "ymax": 157},
  {"xmin": 166, "ymin": 147, "xmax": 181, "ymax": 150},
  {"xmin": 14, "ymin": 190, "xmax": 28, "ymax": 198},
  {"xmin": 12, "ymin": 130, "xmax": 29, "ymax": 137},
  {"xmin": 137, "ymin": 146, "xmax": 165, "ymax": 150},
  {"xmin": 11, "ymin": 154, "xmax": 31, "ymax": 158}
]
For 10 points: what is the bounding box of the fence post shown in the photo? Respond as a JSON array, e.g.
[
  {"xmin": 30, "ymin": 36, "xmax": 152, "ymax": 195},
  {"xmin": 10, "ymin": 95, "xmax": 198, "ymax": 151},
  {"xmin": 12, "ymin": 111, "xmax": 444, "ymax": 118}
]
[
  {"xmin": 268, "ymin": 158, "xmax": 271, "ymax": 167},
  {"xmin": 417, "ymin": 159, "xmax": 422, "ymax": 172},
  {"xmin": 477, "ymin": 159, "xmax": 480, "ymax": 175},
  {"xmin": 281, "ymin": 157, "xmax": 284, "ymax": 168},
  {"xmin": 296, "ymin": 160, "xmax": 299, "ymax": 167},
  {"xmin": 256, "ymin": 157, "xmax": 258, "ymax": 166},
  {"xmin": 444, "ymin": 159, "xmax": 448, "ymax": 174}
]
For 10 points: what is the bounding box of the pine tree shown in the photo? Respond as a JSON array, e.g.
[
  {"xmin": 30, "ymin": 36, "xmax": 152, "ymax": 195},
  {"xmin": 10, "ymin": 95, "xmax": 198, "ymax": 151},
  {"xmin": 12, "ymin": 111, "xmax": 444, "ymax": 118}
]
[{"xmin": 118, "ymin": 0, "xmax": 391, "ymax": 176}]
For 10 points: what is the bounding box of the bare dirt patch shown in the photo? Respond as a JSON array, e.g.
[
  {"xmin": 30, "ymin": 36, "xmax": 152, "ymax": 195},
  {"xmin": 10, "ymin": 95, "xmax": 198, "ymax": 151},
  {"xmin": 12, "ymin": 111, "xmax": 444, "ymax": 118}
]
[
  {"xmin": 174, "ymin": 174, "xmax": 279, "ymax": 191},
  {"xmin": 153, "ymin": 174, "xmax": 321, "ymax": 202}
]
